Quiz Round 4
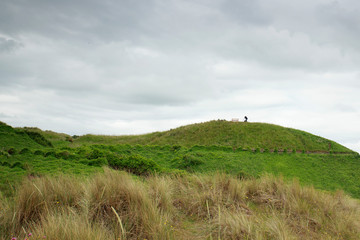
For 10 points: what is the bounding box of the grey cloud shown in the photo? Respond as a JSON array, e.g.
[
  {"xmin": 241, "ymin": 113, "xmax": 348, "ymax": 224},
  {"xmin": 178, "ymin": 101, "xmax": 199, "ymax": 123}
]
[
  {"xmin": 0, "ymin": 37, "xmax": 22, "ymax": 52},
  {"xmin": 0, "ymin": 0, "xmax": 155, "ymax": 43},
  {"xmin": 221, "ymin": 0, "xmax": 272, "ymax": 26},
  {"xmin": 316, "ymin": 1, "xmax": 360, "ymax": 51}
]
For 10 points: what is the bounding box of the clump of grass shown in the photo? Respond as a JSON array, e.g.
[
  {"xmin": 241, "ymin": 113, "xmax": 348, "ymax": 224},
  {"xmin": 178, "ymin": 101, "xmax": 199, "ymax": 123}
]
[
  {"xmin": 14, "ymin": 175, "xmax": 84, "ymax": 228},
  {"xmin": 31, "ymin": 210, "xmax": 113, "ymax": 240},
  {"xmin": 85, "ymin": 168, "xmax": 171, "ymax": 239}
]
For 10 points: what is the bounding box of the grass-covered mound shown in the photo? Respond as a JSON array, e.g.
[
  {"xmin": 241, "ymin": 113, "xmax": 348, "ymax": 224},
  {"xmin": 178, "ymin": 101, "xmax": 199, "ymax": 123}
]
[
  {"xmin": 0, "ymin": 122, "xmax": 50, "ymax": 150},
  {"xmin": 74, "ymin": 120, "xmax": 353, "ymax": 153},
  {"xmin": 17, "ymin": 127, "xmax": 72, "ymax": 148},
  {"xmin": 1, "ymin": 169, "xmax": 359, "ymax": 240}
]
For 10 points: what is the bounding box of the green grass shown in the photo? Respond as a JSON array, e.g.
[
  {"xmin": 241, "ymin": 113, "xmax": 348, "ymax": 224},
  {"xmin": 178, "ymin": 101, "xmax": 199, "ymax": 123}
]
[
  {"xmin": 1, "ymin": 144, "xmax": 359, "ymax": 198},
  {"xmin": 0, "ymin": 122, "xmax": 45, "ymax": 150},
  {"xmin": 16, "ymin": 126, "xmax": 72, "ymax": 148},
  {"xmin": 0, "ymin": 150, "xmax": 101, "ymax": 196},
  {"xmin": 89, "ymin": 144, "xmax": 360, "ymax": 198},
  {"xmin": 0, "ymin": 120, "xmax": 359, "ymax": 199},
  {"xmin": 73, "ymin": 120, "xmax": 353, "ymax": 153}
]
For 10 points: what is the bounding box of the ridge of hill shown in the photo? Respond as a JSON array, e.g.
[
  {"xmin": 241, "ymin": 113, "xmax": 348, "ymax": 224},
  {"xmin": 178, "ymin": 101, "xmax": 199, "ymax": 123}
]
[
  {"xmin": 0, "ymin": 121, "xmax": 52, "ymax": 150},
  {"xmin": 75, "ymin": 120, "xmax": 353, "ymax": 153}
]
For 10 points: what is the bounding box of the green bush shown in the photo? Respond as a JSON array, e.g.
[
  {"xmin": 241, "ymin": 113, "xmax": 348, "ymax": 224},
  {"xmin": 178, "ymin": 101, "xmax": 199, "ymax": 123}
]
[
  {"xmin": 171, "ymin": 145, "xmax": 181, "ymax": 152},
  {"xmin": 108, "ymin": 154, "xmax": 160, "ymax": 175},
  {"xmin": 171, "ymin": 153, "xmax": 204, "ymax": 171},
  {"xmin": 34, "ymin": 150, "xmax": 44, "ymax": 155},
  {"xmin": 55, "ymin": 151, "xmax": 71, "ymax": 159},
  {"xmin": 45, "ymin": 151, "xmax": 56, "ymax": 157},
  {"xmin": 87, "ymin": 149, "xmax": 104, "ymax": 159},
  {"xmin": 0, "ymin": 150, "xmax": 10, "ymax": 158},
  {"xmin": 11, "ymin": 161, "xmax": 24, "ymax": 169},
  {"xmin": 0, "ymin": 161, "xmax": 11, "ymax": 167},
  {"xmin": 87, "ymin": 157, "xmax": 108, "ymax": 167},
  {"xmin": 19, "ymin": 148, "xmax": 31, "ymax": 154}
]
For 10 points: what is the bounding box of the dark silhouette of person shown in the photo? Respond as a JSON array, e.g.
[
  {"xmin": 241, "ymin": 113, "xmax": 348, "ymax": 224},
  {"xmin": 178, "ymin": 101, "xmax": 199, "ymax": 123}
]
[{"xmin": 244, "ymin": 116, "xmax": 248, "ymax": 122}]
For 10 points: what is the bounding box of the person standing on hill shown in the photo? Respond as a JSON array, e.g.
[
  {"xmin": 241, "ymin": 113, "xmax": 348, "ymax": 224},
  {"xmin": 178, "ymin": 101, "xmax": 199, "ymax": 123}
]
[{"xmin": 244, "ymin": 116, "xmax": 248, "ymax": 122}]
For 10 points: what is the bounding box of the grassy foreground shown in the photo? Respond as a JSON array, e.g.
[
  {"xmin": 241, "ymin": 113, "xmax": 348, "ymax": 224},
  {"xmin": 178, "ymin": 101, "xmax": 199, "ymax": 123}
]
[{"xmin": 1, "ymin": 168, "xmax": 359, "ymax": 240}]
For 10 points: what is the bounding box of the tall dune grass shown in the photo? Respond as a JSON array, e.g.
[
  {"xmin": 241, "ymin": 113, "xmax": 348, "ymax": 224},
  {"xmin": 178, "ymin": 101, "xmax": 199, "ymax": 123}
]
[{"xmin": 1, "ymin": 168, "xmax": 359, "ymax": 239}]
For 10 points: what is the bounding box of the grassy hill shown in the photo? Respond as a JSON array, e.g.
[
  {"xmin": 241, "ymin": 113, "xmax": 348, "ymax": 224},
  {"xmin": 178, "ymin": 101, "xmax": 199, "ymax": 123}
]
[
  {"xmin": 16, "ymin": 126, "xmax": 71, "ymax": 148},
  {"xmin": 1, "ymin": 120, "xmax": 359, "ymax": 198},
  {"xmin": 74, "ymin": 120, "xmax": 353, "ymax": 153},
  {"xmin": 1, "ymin": 120, "xmax": 360, "ymax": 239},
  {"xmin": 0, "ymin": 121, "xmax": 52, "ymax": 150}
]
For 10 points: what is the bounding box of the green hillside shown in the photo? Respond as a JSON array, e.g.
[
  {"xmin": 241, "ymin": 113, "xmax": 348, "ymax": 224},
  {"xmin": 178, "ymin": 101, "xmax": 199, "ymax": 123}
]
[
  {"xmin": 1, "ymin": 120, "xmax": 359, "ymax": 198},
  {"xmin": 75, "ymin": 120, "xmax": 353, "ymax": 153},
  {"xmin": 1, "ymin": 120, "xmax": 359, "ymax": 239},
  {"xmin": 0, "ymin": 121, "xmax": 51, "ymax": 150},
  {"xmin": 16, "ymin": 127, "xmax": 71, "ymax": 148}
]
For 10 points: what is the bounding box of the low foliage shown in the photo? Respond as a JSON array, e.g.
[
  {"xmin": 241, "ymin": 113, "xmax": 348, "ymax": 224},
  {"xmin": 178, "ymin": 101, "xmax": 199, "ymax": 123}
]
[
  {"xmin": 171, "ymin": 153, "xmax": 204, "ymax": 171},
  {"xmin": 1, "ymin": 169, "xmax": 359, "ymax": 240}
]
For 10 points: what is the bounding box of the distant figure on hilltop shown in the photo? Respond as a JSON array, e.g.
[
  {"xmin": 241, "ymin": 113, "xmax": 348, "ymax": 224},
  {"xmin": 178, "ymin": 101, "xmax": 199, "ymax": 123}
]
[{"xmin": 244, "ymin": 116, "xmax": 248, "ymax": 122}]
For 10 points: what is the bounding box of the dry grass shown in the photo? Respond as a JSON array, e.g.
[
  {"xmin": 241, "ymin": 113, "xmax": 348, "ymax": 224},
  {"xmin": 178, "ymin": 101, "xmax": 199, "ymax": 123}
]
[{"xmin": 1, "ymin": 168, "xmax": 359, "ymax": 240}]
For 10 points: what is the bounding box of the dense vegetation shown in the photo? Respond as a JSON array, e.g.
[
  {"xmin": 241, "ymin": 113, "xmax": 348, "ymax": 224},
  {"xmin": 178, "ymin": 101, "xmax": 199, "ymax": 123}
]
[
  {"xmin": 1, "ymin": 169, "xmax": 359, "ymax": 239},
  {"xmin": 1, "ymin": 120, "xmax": 360, "ymax": 239}
]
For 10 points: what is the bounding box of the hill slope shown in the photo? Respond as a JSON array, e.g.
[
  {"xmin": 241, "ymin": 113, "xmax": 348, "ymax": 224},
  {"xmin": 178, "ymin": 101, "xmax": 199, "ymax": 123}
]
[
  {"xmin": 0, "ymin": 121, "xmax": 52, "ymax": 150},
  {"xmin": 75, "ymin": 120, "xmax": 353, "ymax": 153}
]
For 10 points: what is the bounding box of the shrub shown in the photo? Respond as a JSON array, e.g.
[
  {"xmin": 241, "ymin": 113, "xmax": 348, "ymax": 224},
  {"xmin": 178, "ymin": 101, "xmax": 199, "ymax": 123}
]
[
  {"xmin": 0, "ymin": 150, "xmax": 11, "ymax": 158},
  {"xmin": 45, "ymin": 151, "xmax": 56, "ymax": 157},
  {"xmin": 55, "ymin": 151, "xmax": 71, "ymax": 159},
  {"xmin": 7, "ymin": 147, "xmax": 16, "ymax": 155},
  {"xmin": 11, "ymin": 162, "xmax": 24, "ymax": 169},
  {"xmin": 274, "ymin": 148, "xmax": 278, "ymax": 154},
  {"xmin": 171, "ymin": 145, "xmax": 181, "ymax": 152},
  {"xmin": 87, "ymin": 149, "xmax": 104, "ymax": 159},
  {"xmin": 171, "ymin": 153, "xmax": 204, "ymax": 171},
  {"xmin": 34, "ymin": 150, "xmax": 44, "ymax": 156},
  {"xmin": 19, "ymin": 148, "xmax": 30, "ymax": 154},
  {"xmin": 1, "ymin": 161, "xmax": 11, "ymax": 167},
  {"xmin": 109, "ymin": 154, "xmax": 160, "ymax": 175},
  {"xmin": 87, "ymin": 157, "xmax": 108, "ymax": 167}
]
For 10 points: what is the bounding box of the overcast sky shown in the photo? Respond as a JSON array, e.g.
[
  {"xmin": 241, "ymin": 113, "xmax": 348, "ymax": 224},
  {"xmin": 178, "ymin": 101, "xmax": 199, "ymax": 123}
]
[{"xmin": 0, "ymin": 0, "xmax": 359, "ymax": 152}]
